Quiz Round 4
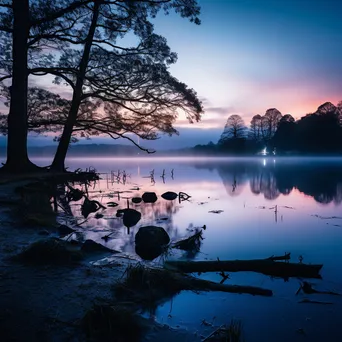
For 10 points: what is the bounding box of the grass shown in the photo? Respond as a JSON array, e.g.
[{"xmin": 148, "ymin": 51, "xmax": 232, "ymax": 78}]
[
  {"xmin": 113, "ymin": 263, "xmax": 194, "ymax": 311},
  {"xmin": 82, "ymin": 304, "xmax": 144, "ymax": 342},
  {"xmin": 204, "ymin": 319, "xmax": 244, "ymax": 342}
]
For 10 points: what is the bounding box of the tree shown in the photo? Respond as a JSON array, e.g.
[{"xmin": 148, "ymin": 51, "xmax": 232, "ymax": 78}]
[
  {"xmin": 28, "ymin": 0, "xmax": 202, "ymax": 171},
  {"xmin": 337, "ymin": 101, "xmax": 342, "ymax": 125},
  {"xmin": 315, "ymin": 102, "xmax": 337, "ymax": 115},
  {"xmin": 0, "ymin": 73, "xmax": 202, "ymax": 151},
  {"xmin": 0, "ymin": 0, "xmax": 203, "ymax": 172},
  {"xmin": 296, "ymin": 109, "xmax": 341, "ymax": 153},
  {"xmin": 249, "ymin": 114, "xmax": 262, "ymax": 142},
  {"xmin": 272, "ymin": 114, "xmax": 296, "ymax": 152},
  {"xmin": 219, "ymin": 115, "xmax": 246, "ymax": 143},
  {"xmin": 0, "ymin": 0, "xmax": 33, "ymax": 172},
  {"xmin": 218, "ymin": 115, "xmax": 247, "ymax": 153},
  {"xmin": 0, "ymin": 0, "xmax": 93, "ymax": 172},
  {"xmin": 261, "ymin": 108, "xmax": 282, "ymax": 141}
]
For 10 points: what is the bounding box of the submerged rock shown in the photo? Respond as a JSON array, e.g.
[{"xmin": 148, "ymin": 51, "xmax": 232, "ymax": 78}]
[
  {"xmin": 161, "ymin": 191, "xmax": 178, "ymax": 201},
  {"xmin": 142, "ymin": 192, "xmax": 158, "ymax": 203},
  {"xmin": 135, "ymin": 226, "xmax": 170, "ymax": 260},
  {"xmin": 131, "ymin": 197, "xmax": 142, "ymax": 204},
  {"xmin": 107, "ymin": 202, "xmax": 118, "ymax": 207},
  {"xmin": 123, "ymin": 209, "xmax": 141, "ymax": 228},
  {"xmin": 116, "ymin": 208, "xmax": 142, "ymax": 228}
]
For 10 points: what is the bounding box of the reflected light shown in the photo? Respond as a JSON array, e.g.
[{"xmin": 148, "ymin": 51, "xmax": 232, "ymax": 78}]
[{"xmin": 263, "ymin": 158, "xmax": 267, "ymax": 166}]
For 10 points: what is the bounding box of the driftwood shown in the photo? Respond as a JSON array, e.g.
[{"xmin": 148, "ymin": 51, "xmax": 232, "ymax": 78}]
[
  {"xmin": 172, "ymin": 230, "xmax": 203, "ymax": 251},
  {"xmin": 115, "ymin": 264, "xmax": 272, "ymax": 306},
  {"xmin": 165, "ymin": 254, "xmax": 323, "ymax": 279},
  {"xmin": 298, "ymin": 299, "xmax": 333, "ymax": 305},
  {"xmin": 186, "ymin": 276, "xmax": 272, "ymax": 296},
  {"xmin": 296, "ymin": 281, "xmax": 340, "ymax": 296}
]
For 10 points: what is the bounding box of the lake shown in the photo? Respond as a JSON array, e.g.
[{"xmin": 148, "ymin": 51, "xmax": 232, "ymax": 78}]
[{"xmin": 36, "ymin": 156, "xmax": 342, "ymax": 342}]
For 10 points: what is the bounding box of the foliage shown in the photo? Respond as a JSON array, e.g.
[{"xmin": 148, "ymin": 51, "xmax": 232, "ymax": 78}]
[
  {"xmin": 0, "ymin": 0, "xmax": 203, "ymax": 171},
  {"xmin": 219, "ymin": 115, "xmax": 246, "ymax": 141}
]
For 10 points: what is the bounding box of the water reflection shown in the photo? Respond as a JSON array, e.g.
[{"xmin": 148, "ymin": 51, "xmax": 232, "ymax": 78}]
[
  {"xmin": 201, "ymin": 158, "xmax": 342, "ymax": 204},
  {"xmin": 45, "ymin": 157, "xmax": 342, "ymax": 262},
  {"xmin": 49, "ymin": 157, "xmax": 342, "ymax": 342}
]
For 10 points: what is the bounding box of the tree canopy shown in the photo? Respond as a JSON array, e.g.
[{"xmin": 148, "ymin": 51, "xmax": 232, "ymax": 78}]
[{"xmin": 0, "ymin": 0, "xmax": 203, "ymax": 172}]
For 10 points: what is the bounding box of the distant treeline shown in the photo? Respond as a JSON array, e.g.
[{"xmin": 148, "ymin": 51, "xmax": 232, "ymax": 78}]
[
  {"xmin": 0, "ymin": 144, "xmax": 141, "ymax": 158},
  {"xmin": 193, "ymin": 101, "xmax": 342, "ymax": 155}
]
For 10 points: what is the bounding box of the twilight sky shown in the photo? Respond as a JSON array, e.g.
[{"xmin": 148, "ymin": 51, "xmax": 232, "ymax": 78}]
[
  {"xmin": 156, "ymin": 0, "xmax": 342, "ymax": 130},
  {"xmin": 2, "ymin": 0, "xmax": 342, "ymax": 150}
]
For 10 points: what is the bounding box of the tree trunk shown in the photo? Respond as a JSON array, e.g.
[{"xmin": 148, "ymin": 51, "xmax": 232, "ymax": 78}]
[
  {"xmin": 165, "ymin": 256, "xmax": 323, "ymax": 279},
  {"xmin": 3, "ymin": 0, "xmax": 38, "ymax": 173},
  {"xmin": 51, "ymin": 1, "xmax": 100, "ymax": 172}
]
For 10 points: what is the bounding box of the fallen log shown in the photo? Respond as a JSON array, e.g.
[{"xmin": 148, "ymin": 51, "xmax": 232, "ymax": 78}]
[
  {"xmin": 186, "ymin": 276, "xmax": 272, "ymax": 296},
  {"xmin": 114, "ymin": 264, "xmax": 273, "ymax": 308},
  {"xmin": 165, "ymin": 254, "xmax": 322, "ymax": 279}
]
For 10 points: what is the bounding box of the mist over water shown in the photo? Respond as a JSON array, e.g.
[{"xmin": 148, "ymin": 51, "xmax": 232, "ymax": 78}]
[{"xmin": 36, "ymin": 156, "xmax": 342, "ymax": 342}]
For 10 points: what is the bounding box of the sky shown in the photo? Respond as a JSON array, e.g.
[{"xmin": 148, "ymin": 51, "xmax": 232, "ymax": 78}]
[{"xmin": 1, "ymin": 0, "xmax": 342, "ymax": 150}]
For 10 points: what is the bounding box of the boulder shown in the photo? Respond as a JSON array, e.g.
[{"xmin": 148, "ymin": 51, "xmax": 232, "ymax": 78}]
[
  {"xmin": 123, "ymin": 209, "xmax": 141, "ymax": 228},
  {"xmin": 116, "ymin": 208, "xmax": 141, "ymax": 228},
  {"xmin": 161, "ymin": 191, "xmax": 178, "ymax": 201},
  {"xmin": 142, "ymin": 192, "xmax": 157, "ymax": 203},
  {"xmin": 135, "ymin": 226, "xmax": 170, "ymax": 260}
]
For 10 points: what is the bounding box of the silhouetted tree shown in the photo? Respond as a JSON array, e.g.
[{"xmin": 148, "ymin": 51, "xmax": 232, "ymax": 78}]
[
  {"xmin": 261, "ymin": 108, "xmax": 282, "ymax": 142},
  {"xmin": 296, "ymin": 104, "xmax": 341, "ymax": 153},
  {"xmin": 29, "ymin": 0, "xmax": 202, "ymax": 171},
  {"xmin": 217, "ymin": 114, "xmax": 247, "ymax": 153},
  {"xmin": 219, "ymin": 114, "xmax": 246, "ymax": 141},
  {"xmin": 249, "ymin": 114, "xmax": 262, "ymax": 142},
  {"xmin": 272, "ymin": 114, "xmax": 296, "ymax": 153},
  {"xmin": 0, "ymin": 0, "xmax": 95, "ymax": 172},
  {"xmin": 0, "ymin": 0, "xmax": 202, "ymax": 172}
]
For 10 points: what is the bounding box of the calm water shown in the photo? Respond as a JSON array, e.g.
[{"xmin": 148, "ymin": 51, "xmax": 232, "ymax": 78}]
[{"xmin": 37, "ymin": 157, "xmax": 342, "ymax": 341}]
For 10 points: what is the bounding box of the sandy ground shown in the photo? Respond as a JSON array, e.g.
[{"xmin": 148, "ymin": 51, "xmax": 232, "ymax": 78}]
[{"xmin": 0, "ymin": 180, "xmax": 201, "ymax": 342}]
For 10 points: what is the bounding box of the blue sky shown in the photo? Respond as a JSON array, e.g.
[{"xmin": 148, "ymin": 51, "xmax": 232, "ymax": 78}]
[{"xmin": 1, "ymin": 0, "xmax": 342, "ymax": 150}]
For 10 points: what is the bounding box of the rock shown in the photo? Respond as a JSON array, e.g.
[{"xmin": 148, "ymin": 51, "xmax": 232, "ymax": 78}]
[
  {"xmin": 116, "ymin": 208, "xmax": 141, "ymax": 228},
  {"xmin": 81, "ymin": 198, "xmax": 104, "ymax": 218},
  {"xmin": 14, "ymin": 238, "xmax": 82, "ymax": 264},
  {"xmin": 67, "ymin": 188, "xmax": 84, "ymax": 202},
  {"xmin": 123, "ymin": 209, "xmax": 141, "ymax": 228},
  {"xmin": 81, "ymin": 239, "xmax": 118, "ymax": 254},
  {"xmin": 142, "ymin": 192, "xmax": 158, "ymax": 203},
  {"xmin": 132, "ymin": 197, "xmax": 142, "ymax": 204},
  {"xmin": 107, "ymin": 202, "xmax": 118, "ymax": 207},
  {"xmin": 161, "ymin": 191, "xmax": 178, "ymax": 200},
  {"xmin": 135, "ymin": 226, "xmax": 170, "ymax": 260},
  {"xmin": 116, "ymin": 209, "xmax": 125, "ymax": 217},
  {"xmin": 58, "ymin": 224, "xmax": 75, "ymax": 236}
]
